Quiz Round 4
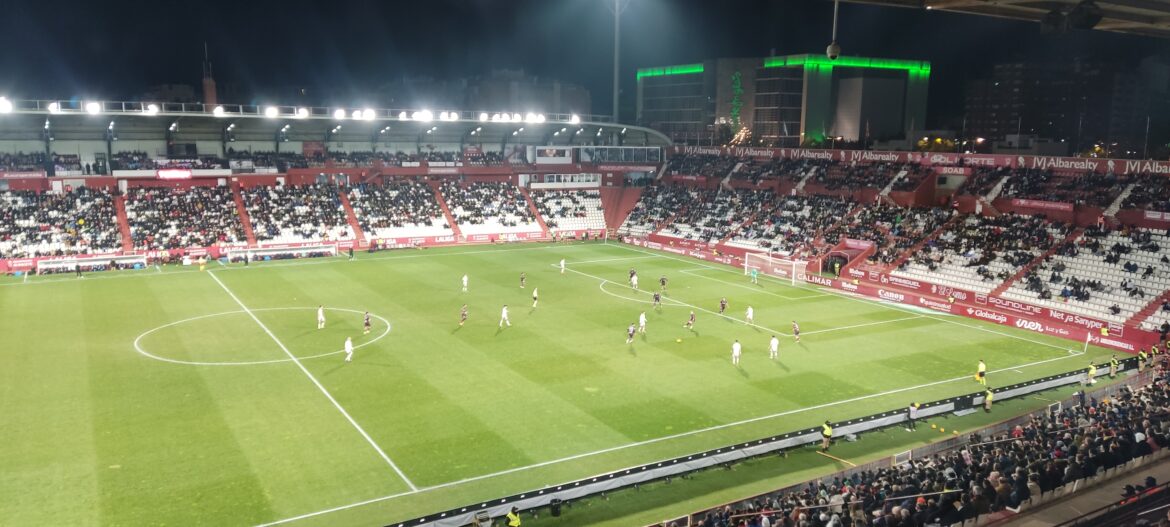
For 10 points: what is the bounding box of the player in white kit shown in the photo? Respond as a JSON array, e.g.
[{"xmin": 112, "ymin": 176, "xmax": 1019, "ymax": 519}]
[
  {"xmin": 745, "ymin": 306, "xmax": 754, "ymax": 325},
  {"xmin": 499, "ymin": 305, "xmax": 511, "ymax": 328},
  {"xmin": 560, "ymin": 258, "xmax": 566, "ymax": 274},
  {"xmin": 344, "ymin": 336, "xmax": 354, "ymax": 362},
  {"xmin": 638, "ymin": 311, "xmax": 647, "ymax": 334},
  {"xmin": 462, "ymin": 274, "xmax": 469, "ymax": 292},
  {"xmin": 630, "ymin": 274, "xmax": 639, "ymax": 290},
  {"xmin": 532, "ymin": 287, "xmax": 539, "ymax": 308},
  {"xmin": 317, "ymin": 305, "xmax": 326, "ymax": 330},
  {"xmin": 732, "ymin": 340, "xmax": 742, "ymax": 365},
  {"xmin": 769, "ymin": 335, "xmax": 779, "ymax": 359}
]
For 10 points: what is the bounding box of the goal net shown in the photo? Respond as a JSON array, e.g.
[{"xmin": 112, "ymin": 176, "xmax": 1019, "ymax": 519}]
[
  {"xmin": 744, "ymin": 252, "xmax": 809, "ymax": 286},
  {"xmin": 226, "ymin": 244, "xmax": 339, "ymax": 263}
]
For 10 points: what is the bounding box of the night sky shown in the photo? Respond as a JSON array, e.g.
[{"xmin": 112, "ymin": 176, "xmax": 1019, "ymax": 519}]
[{"xmin": 1, "ymin": 0, "xmax": 1168, "ymax": 127}]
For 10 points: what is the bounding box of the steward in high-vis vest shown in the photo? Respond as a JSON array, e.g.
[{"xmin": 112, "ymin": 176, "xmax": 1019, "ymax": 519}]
[{"xmin": 821, "ymin": 421, "xmax": 833, "ymax": 451}]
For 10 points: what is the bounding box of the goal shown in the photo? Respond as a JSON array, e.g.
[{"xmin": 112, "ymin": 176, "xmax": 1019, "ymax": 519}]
[
  {"xmin": 226, "ymin": 244, "xmax": 339, "ymax": 263},
  {"xmin": 744, "ymin": 252, "xmax": 809, "ymax": 286}
]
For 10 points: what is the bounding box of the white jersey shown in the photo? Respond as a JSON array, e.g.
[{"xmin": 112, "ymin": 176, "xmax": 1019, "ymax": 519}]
[
  {"xmin": 462, "ymin": 275, "xmax": 468, "ymax": 287},
  {"xmin": 770, "ymin": 337, "xmax": 779, "ymax": 352},
  {"xmin": 344, "ymin": 338, "xmax": 354, "ymax": 353},
  {"xmin": 560, "ymin": 259, "xmax": 565, "ymax": 270},
  {"xmin": 501, "ymin": 306, "xmax": 509, "ymax": 319},
  {"xmin": 631, "ymin": 275, "xmax": 639, "ymax": 287},
  {"xmin": 746, "ymin": 307, "xmax": 754, "ymax": 319},
  {"xmin": 639, "ymin": 313, "xmax": 647, "ymax": 326},
  {"xmin": 732, "ymin": 342, "xmax": 742, "ymax": 356},
  {"xmin": 317, "ymin": 307, "xmax": 325, "ymax": 322},
  {"xmin": 532, "ymin": 288, "xmax": 538, "ymax": 298}
]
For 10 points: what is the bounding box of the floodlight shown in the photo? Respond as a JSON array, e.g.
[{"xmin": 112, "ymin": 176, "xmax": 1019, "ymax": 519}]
[
  {"xmin": 264, "ymin": 106, "xmax": 279, "ymax": 118},
  {"xmin": 295, "ymin": 108, "xmax": 309, "ymax": 119},
  {"xmin": 211, "ymin": 105, "xmax": 224, "ymax": 117},
  {"xmin": 621, "ymin": 128, "xmax": 627, "ymax": 134},
  {"xmin": 536, "ymin": 114, "xmax": 546, "ymax": 123},
  {"xmin": 512, "ymin": 113, "xmax": 522, "ymax": 122},
  {"xmin": 0, "ymin": 97, "xmax": 12, "ymax": 114},
  {"xmin": 447, "ymin": 111, "xmax": 459, "ymax": 122},
  {"xmin": 479, "ymin": 112, "xmax": 489, "ymax": 122},
  {"xmin": 512, "ymin": 130, "xmax": 519, "ymax": 136},
  {"xmin": 569, "ymin": 114, "xmax": 581, "ymax": 124},
  {"xmin": 48, "ymin": 102, "xmax": 61, "ymax": 114},
  {"xmin": 525, "ymin": 113, "xmax": 537, "ymax": 123},
  {"xmin": 352, "ymin": 110, "xmax": 362, "ymax": 120},
  {"xmin": 399, "ymin": 111, "xmax": 410, "ymax": 120},
  {"xmin": 361, "ymin": 108, "xmax": 375, "ymax": 120},
  {"xmin": 85, "ymin": 102, "xmax": 101, "ymax": 115},
  {"xmin": 334, "ymin": 109, "xmax": 347, "ymax": 120},
  {"xmin": 414, "ymin": 110, "xmax": 433, "ymax": 122}
]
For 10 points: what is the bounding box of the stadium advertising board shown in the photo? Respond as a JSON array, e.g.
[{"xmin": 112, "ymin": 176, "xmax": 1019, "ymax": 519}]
[
  {"xmin": 1009, "ymin": 198, "xmax": 1074, "ymax": 212},
  {"xmin": 1144, "ymin": 211, "xmax": 1170, "ymax": 221},
  {"xmin": 0, "ymin": 170, "xmax": 47, "ymax": 178},
  {"xmin": 535, "ymin": 147, "xmax": 573, "ymax": 165}
]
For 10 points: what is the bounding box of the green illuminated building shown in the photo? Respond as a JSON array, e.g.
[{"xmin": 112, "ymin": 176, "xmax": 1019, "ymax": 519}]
[{"xmin": 635, "ymin": 54, "xmax": 930, "ymax": 146}]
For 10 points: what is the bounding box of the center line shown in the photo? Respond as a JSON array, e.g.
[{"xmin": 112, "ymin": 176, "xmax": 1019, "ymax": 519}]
[{"xmin": 207, "ymin": 271, "xmax": 418, "ymax": 491}]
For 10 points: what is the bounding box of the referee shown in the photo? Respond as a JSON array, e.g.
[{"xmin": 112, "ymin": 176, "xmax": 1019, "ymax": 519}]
[{"xmin": 821, "ymin": 420, "xmax": 833, "ymax": 452}]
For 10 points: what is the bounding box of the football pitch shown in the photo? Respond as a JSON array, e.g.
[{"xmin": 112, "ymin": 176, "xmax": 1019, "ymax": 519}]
[{"xmin": 0, "ymin": 241, "xmax": 1114, "ymax": 526}]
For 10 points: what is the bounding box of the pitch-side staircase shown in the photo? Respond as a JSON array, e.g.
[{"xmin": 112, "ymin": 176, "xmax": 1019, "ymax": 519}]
[
  {"xmin": 429, "ymin": 182, "xmax": 463, "ymax": 240},
  {"xmin": 113, "ymin": 194, "xmax": 134, "ymax": 252},
  {"xmin": 989, "ymin": 227, "xmax": 1084, "ymax": 297},
  {"xmin": 336, "ymin": 190, "xmax": 366, "ymax": 246},
  {"xmin": 794, "ymin": 166, "xmax": 819, "ymax": 194},
  {"xmin": 1103, "ymin": 183, "xmax": 1137, "ymax": 218},
  {"xmin": 1126, "ymin": 290, "xmax": 1170, "ymax": 330},
  {"xmin": 519, "ymin": 187, "xmax": 551, "ymax": 238},
  {"xmin": 886, "ymin": 214, "xmax": 964, "ymax": 271},
  {"xmin": 230, "ymin": 185, "xmax": 258, "ymax": 247}
]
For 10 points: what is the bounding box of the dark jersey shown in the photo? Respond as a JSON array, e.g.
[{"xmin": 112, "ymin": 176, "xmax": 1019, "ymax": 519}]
[
  {"xmin": 460, "ymin": 307, "xmax": 468, "ymax": 320},
  {"xmin": 660, "ymin": 277, "xmax": 667, "ymax": 286},
  {"xmin": 653, "ymin": 292, "xmax": 661, "ymax": 303},
  {"xmin": 364, "ymin": 314, "xmax": 371, "ymax": 327},
  {"xmin": 627, "ymin": 325, "xmax": 636, "ymax": 337}
]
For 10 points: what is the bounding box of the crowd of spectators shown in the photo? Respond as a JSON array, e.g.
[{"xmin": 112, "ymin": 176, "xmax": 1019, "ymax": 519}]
[
  {"xmin": 813, "ymin": 163, "xmax": 915, "ymax": 192},
  {"xmin": 957, "ymin": 168, "xmax": 1010, "ymax": 197},
  {"xmin": 730, "ymin": 195, "xmax": 852, "ymax": 256},
  {"xmin": 124, "ymin": 186, "xmax": 246, "ymax": 250},
  {"xmin": 463, "ymin": 151, "xmax": 505, "ymax": 167},
  {"xmin": 241, "ymin": 183, "xmax": 352, "ymax": 242},
  {"xmin": 0, "ymin": 152, "xmax": 47, "ymax": 172},
  {"xmin": 440, "ymin": 181, "xmax": 536, "ymax": 230},
  {"xmin": 663, "ymin": 189, "xmax": 770, "ymax": 243},
  {"xmin": 668, "ymin": 154, "xmax": 739, "ymax": 179},
  {"xmin": 997, "ymin": 169, "xmax": 1125, "ymax": 208},
  {"xmin": 731, "ymin": 158, "xmax": 818, "ymax": 186},
  {"xmin": 691, "ymin": 373, "xmax": 1170, "ymax": 527},
  {"xmin": 1124, "ymin": 174, "xmax": 1170, "ymax": 213},
  {"xmin": 227, "ymin": 150, "xmax": 311, "ymax": 170},
  {"xmin": 531, "ymin": 190, "xmax": 606, "ymax": 231},
  {"xmin": 0, "ymin": 187, "xmax": 122, "ymax": 258},
  {"xmin": 347, "ymin": 181, "xmax": 450, "ymax": 238},
  {"xmin": 824, "ymin": 204, "xmax": 954, "ymax": 265},
  {"xmin": 620, "ymin": 184, "xmax": 708, "ymax": 236},
  {"xmin": 904, "ymin": 214, "xmax": 1066, "ymax": 278}
]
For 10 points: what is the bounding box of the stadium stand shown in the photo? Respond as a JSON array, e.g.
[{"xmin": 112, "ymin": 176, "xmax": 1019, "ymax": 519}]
[
  {"xmin": 730, "ymin": 158, "xmax": 814, "ymax": 185},
  {"xmin": 824, "ymin": 204, "xmax": 955, "ymax": 265},
  {"xmin": 1124, "ymin": 173, "xmax": 1170, "ymax": 212},
  {"xmin": 241, "ymin": 183, "xmax": 354, "ymax": 243},
  {"xmin": 124, "ymin": 186, "xmax": 247, "ymax": 250},
  {"xmin": 618, "ymin": 184, "xmax": 709, "ymax": 238},
  {"xmin": 1002, "ymin": 226, "xmax": 1170, "ymax": 325},
  {"xmin": 893, "ymin": 214, "xmax": 1068, "ymax": 293},
  {"xmin": 997, "ymin": 169, "xmax": 1126, "ymax": 207},
  {"xmin": 439, "ymin": 181, "xmax": 540, "ymax": 235},
  {"xmin": 659, "ymin": 188, "xmax": 772, "ymax": 244},
  {"xmin": 0, "ymin": 152, "xmax": 46, "ymax": 172},
  {"xmin": 0, "ymin": 187, "xmax": 122, "ymax": 258},
  {"xmin": 689, "ymin": 373, "xmax": 1170, "ymax": 527},
  {"xmin": 812, "ymin": 162, "xmax": 920, "ymax": 191},
  {"xmin": 725, "ymin": 194, "xmax": 853, "ymax": 255},
  {"xmin": 666, "ymin": 153, "xmax": 738, "ymax": 179},
  {"xmin": 346, "ymin": 180, "xmax": 452, "ymax": 239},
  {"xmin": 530, "ymin": 189, "xmax": 606, "ymax": 232}
]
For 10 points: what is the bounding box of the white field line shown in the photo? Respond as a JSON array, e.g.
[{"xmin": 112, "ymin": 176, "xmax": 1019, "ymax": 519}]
[
  {"xmin": 679, "ymin": 268, "xmax": 822, "ymax": 301},
  {"xmin": 609, "ymin": 243, "xmax": 1075, "ymax": 352},
  {"xmin": 565, "ymin": 255, "xmax": 664, "ymax": 265},
  {"xmin": 256, "ymin": 347, "xmax": 1085, "ymax": 527},
  {"xmin": 207, "ymin": 272, "xmax": 418, "ymax": 491},
  {"xmin": 3, "ymin": 242, "xmax": 601, "ymax": 288},
  {"xmin": 564, "ymin": 265, "xmax": 927, "ymax": 338}
]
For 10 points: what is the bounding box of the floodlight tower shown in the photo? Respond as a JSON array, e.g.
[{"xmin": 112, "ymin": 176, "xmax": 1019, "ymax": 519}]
[{"xmin": 607, "ymin": 0, "xmax": 631, "ymax": 123}]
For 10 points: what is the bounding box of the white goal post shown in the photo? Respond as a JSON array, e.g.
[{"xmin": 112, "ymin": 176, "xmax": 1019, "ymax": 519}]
[
  {"xmin": 227, "ymin": 244, "xmax": 339, "ymax": 263},
  {"xmin": 744, "ymin": 252, "xmax": 809, "ymax": 286}
]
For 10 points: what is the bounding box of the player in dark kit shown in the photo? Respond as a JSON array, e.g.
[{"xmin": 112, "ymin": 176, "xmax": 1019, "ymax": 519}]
[
  {"xmin": 652, "ymin": 292, "xmax": 662, "ymax": 308},
  {"xmin": 659, "ymin": 275, "xmax": 668, "ymax": 292},
  {"xmin": 683, "ymin": 310, "xmax": 696, "ymax": 329},
  {"xmin": 792, "ymin": 320, "xmax": 800, "ymax": 342},
  {"xmin": 519, "ymin": 272, "xmax": 527, "ymax": 288},
  {"xmin": 459, "ymin": 304, "xmax": 469, "ymax": 326},
  {"xmin": 363, "ymin": 311, "xmax": 372, "ymax": 334},
  {"xmin": 719, "ymin": 297, "xmax": 728, "ymax": 314},
  {"xmin": 626, "ymin": 323, "xmax": 636, "ymax": 344},
  {"xmin": 629, "ymin": 268, "xmax": 637, "ymax": 284}
]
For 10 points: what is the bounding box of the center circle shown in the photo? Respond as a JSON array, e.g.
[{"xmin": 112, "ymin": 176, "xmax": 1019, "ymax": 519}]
[{"xmin": 134, "ymin": 307, "xmax": 392, "ymax": 366}]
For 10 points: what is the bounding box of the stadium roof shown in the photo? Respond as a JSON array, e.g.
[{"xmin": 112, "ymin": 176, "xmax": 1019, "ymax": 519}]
[
  {"xmin": 842, "ymin": 0, "xmax": 1170, "ymax": 39},
  {"xmin": 0, "ymin": 99, "xmax": 671, "ymax": 147}
]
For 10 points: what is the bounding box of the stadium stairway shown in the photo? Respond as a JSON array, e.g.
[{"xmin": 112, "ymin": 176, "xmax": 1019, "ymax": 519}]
[
  {"xmin": 230, "ymin": 184, "xmax": 258, "ymax": 247},
  {"xmin": 428, "ymin": 181, "xmax": 462, "ymax": 240},
  {"xmin": 886, "ymin": 213, "xmax": 964, "ymax": 271},
  {"xmin": 113, "ymin": 194, "xmax": 134, "ymax": 252},
  {"xmin": 518, "ymin": 187, "xmax": 551, "ymax": 237},
  {"xmin": 337, "ymin": 191, "xmax": 366, "ymax": 246},
  {"xmin": 1127, "ymin": 290, "xmax": 1170, "ymax": 329},
  {"xmin": 989, "ymin": 227, "xmax": 1085, "ymax": 297},
  {"xmin": 599, "ymin": 186, "xmax": 643, "ymax": 231}
]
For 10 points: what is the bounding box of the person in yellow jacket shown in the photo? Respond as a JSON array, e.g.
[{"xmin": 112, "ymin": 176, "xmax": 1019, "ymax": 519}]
[
  {"xmin": 1139, "ymin": 349, "xmax": 1148, "ymax": 372},
  {"xmin": 1109, "ymin": 355, "xmax": 1119, "ymax": 378},
  {"xmin": 1087, "ymin": 362, "xmax": 1098, "ymax": 385},
  {"xmin": 821, "ymin": 421, "xmax": 833, "ymax": 452},
  {"xmin": 975, "ymin": 359, "xmax": 987, "ymax": 386},
  {"xmin": 983, "ymin": 389, "xmax": 994, "ymax": 412},
  {"xmin": 506, "ymin": 506, "xmax": 521, "ymax": 527}
]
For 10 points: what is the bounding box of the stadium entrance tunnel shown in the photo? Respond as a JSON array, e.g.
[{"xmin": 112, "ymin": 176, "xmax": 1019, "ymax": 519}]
[{"xmin": 133, "ymin": 307, "xmax": 391, "ymax": 366}]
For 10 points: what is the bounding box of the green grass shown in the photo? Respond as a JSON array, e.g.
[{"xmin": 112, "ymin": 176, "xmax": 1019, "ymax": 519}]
[{"xmin": 0, "ymin": 241, "xmax": 1113, "ymax": 526}]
